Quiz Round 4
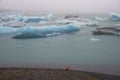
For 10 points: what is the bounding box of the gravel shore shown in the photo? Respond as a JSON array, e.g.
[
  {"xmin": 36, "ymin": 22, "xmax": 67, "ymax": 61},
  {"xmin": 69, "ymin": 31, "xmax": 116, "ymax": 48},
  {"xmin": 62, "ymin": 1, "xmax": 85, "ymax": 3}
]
[{"xmin": 0, "ymin": 68, "xmax": 120, "ymax": 80}]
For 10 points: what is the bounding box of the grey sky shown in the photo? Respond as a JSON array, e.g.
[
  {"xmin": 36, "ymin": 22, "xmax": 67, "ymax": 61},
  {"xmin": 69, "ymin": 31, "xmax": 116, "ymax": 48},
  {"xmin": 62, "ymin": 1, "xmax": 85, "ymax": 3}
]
[{"xmin": 0, "ymin": 0, "xmax": 120, "ymax": 14}]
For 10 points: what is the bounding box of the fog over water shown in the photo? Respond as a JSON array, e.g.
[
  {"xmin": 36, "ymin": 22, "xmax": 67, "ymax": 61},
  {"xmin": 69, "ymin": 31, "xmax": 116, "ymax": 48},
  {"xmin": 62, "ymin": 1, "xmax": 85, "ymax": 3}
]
[{"xmin": 0, "ymin": 0, "xmax": 120, "ymax": 14}]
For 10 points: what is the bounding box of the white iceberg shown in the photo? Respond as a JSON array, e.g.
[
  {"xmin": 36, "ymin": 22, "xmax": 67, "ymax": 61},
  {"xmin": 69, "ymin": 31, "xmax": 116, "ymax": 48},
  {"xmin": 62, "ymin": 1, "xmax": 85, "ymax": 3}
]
[
  {"xmin": 107, "ymin": 13, "xmax": 120, "ymax": 22},
  {"xmin": 56, "ymin": 19, "xmax": 98, "ymax": 26},
  {"xmin": 91, "ymin": 37, "xmax": 100, "ymax": 41},
  {"xmin": 75, "ymin": 21, "xmax": 98, "ymax": 26},
  {"xmin": 13, "ymin": 24, "xmax": 80, "ymax": 39}
]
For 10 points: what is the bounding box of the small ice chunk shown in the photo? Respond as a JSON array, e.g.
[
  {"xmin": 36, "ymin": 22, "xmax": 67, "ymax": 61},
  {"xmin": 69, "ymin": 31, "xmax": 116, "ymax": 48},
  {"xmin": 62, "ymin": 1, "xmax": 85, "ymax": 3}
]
[
  {"xmin": 91, "ymin": 37, "xmax": 100, "ymax": 41},
  {"xmin": 39, "ymin": 21, "xmax": 47, "ymax": 24}
]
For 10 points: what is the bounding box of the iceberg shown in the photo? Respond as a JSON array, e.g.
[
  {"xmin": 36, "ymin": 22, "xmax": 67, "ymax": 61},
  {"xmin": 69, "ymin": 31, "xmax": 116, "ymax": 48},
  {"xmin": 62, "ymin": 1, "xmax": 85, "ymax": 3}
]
[
  {"xmin": 91, "ymin": 37, "xmax": 100, "ymax": 41},
  {"xmin": 13, "ymin": 24, "xmax": 80, "ymax": 39},
  {"xmin": 107, "ymin": 13, "xmax": 120, "ymax": 22},
  {"xmin": 21, "ymin": 16, "xmax": 46, "ymax": 23},
  {"xmin": 0, "ymin": 12, "xmax": 54, "ymax": 24},
  {"xmin": 19, "ymin": 13, "xmax": 54, "ymax": 23},
  {"xmin": 74, "ymin": 20, "xmax": 98, "ymax": 26},
  {"xmin": 0, "ymin": 26, "xmax": 18, "ymax": 34},
  {"xmin": 56, "ymin": 19, "xmax": 98, "ymax": 26}
]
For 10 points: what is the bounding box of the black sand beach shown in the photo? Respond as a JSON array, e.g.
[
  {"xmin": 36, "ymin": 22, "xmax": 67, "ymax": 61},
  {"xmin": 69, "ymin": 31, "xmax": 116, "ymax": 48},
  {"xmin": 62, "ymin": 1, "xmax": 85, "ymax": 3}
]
[{"xmin": 0, "ymin": 68, "xmax": 120, "ymax": 80}]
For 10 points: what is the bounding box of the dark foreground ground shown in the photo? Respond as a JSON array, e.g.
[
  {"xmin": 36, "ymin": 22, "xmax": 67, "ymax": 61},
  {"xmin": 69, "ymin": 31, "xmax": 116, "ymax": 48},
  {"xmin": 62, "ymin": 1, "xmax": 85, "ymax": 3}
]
[{"xmin": 0, "ymin": 68, "xmax": 120, "ymax": 80}]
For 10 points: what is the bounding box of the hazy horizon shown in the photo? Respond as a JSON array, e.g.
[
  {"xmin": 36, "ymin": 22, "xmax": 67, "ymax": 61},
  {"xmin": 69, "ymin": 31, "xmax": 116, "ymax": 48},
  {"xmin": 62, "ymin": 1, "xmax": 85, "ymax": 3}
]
[{"xmin": 0, "ymin": 0, "xmax": 120, "ymax": 14}]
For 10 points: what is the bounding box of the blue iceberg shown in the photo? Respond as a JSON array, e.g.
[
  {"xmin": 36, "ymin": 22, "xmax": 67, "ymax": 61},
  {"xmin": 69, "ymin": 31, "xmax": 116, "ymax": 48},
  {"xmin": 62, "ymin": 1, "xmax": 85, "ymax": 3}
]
[
  {"xmin": 13, "ymin": 24, "xmax": 80, "ymax": 39},
  {"xmin": 21, "ymin": 17, "xmax": 46, "ymax": 23},
  {"xmin": 19, "ymin": 13, "xmax": 54, "ymax": 23},
  {"xmin": 0, "ymin": 12, "xmax": 54, "ymax": 24},
  {"xmin": 0, "ymin": 12, "xmax": 24, "ymax": 22},
  {"xmin": 0, "ymin": 26, "xmax": 18, "ymax": 34},
  {"xmin": 108, "ymin": 13, "xmax": 120, "ymax": 22}
]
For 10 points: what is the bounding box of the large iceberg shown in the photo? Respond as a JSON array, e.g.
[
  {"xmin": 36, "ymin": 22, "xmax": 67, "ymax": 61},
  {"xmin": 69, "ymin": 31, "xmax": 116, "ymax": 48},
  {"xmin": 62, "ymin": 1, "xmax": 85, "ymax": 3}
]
[
  {"xmin": 13, "ymin": 24, "xmax": 80, "ymax": 39},
  {"xmin": 0, "ymin": 26, "xmax": 18, "ymax": 34},
  {"xmin": 107, "ymin": 13, "xmax": 120, "ymax": 22}
]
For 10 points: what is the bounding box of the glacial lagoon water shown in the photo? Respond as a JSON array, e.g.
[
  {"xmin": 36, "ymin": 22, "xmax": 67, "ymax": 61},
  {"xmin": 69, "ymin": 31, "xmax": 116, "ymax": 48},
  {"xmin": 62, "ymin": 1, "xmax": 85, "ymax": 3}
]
[{"xmin": 0, "ymin": 13, "xmax": 120, "ymax": 75}]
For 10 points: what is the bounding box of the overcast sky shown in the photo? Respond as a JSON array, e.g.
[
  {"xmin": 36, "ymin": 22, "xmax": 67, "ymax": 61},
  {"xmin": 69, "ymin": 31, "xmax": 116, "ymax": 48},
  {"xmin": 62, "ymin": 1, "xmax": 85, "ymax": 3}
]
[{"xmin": 0, "ymin": 0, "xmax": 120, "ymax": 14}]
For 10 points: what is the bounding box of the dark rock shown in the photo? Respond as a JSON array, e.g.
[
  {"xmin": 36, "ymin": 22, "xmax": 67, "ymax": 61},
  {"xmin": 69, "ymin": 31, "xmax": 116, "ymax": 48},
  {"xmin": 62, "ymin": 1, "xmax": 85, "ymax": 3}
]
[
  {"xmin": 64, "ymin": 15, "xmax": 79, "ymax": 19},
  {"xmin": 92, "ymin": 25, "xmax": 120, "ymax": 35}
]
